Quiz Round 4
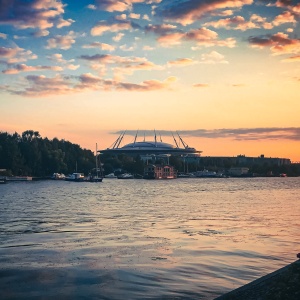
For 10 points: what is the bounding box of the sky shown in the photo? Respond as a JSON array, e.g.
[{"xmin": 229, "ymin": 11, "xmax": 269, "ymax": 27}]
[{"xmin": 0, "ymin": 0, "xmax": 300, "ymax": 161}]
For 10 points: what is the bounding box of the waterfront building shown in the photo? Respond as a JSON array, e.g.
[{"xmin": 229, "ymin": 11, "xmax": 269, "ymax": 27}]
[{"xmin": 144, "ymin": 164, "xmax": 177, "ymax": 179}]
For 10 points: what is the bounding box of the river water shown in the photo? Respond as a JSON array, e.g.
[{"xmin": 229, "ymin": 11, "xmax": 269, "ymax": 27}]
[{"xmin": 0, "ymin": 178, "xmax": 299, "ymax": 299}]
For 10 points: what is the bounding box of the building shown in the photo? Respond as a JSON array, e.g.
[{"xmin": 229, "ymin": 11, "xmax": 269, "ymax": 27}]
[
  {"xmin": 100, "ymin": 131, "xmax": 202, "ymax": 158},
  {"xmin": 144, "ymin": 164, "xmax": 177, "ymax": 179}
]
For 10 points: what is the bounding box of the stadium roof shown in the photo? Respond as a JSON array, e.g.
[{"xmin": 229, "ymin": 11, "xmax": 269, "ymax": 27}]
[{"xmin": 100, "ymin": 131, "xmax": 202, "ymax": 156}]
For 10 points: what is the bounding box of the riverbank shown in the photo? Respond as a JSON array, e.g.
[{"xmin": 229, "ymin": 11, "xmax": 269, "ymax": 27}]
[{"xmin": 215, "ymin": 257, "xmax": 300, "ymax": 300}]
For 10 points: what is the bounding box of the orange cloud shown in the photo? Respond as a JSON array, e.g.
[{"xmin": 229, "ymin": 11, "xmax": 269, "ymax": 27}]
[
  {"xmin": 11, "ymin": 73, "xmax": 177, "ymax": 97},
  {"xmin": 204, "ymin": 16, "xmax": 258, "ymax": 31},
  {"xmin": 155, "ymin": 26, "xmax": 236, "ymax": 48},
  {"xmin": 46, "ymin": 31, "xmax": 76, "ymax": 50},
  {"xmin": 282, "ymin": 55, "xmax": 300, "ymax": 62},
  {"xmin": 116, "ymin": 76, "xmax": 177, "ymax": 91},
  {"xmin": 93, "ymin": 0, "xmax": 144, "ymax": 12},
  {"xmin": 0, "ymin": 46, "xmax": 37, "ymax": 63},
  {"xmin": 2, "ymin": 64, "xmax": 63, "ymax": 74},
  {"xmin": 167, "ymin": 58, "xmax": 195, "ymax": 66},
  {"xmin": 273, "ymin": 11, "xmax": 296, "ymax": 26},
  {"xmin": 157, "ymin": 0, "xmax": 253, "ymax": 25},
  {"xmin": 248, "ymin": 32, "xmax": 300, "ymax": 55},
  {"xmin": 82, "ymin": 42, "xmax": 116, "ymax": 52},
  {"xmin": 91, "ymin": 21, "xmax": 133, "ymax": 36}
]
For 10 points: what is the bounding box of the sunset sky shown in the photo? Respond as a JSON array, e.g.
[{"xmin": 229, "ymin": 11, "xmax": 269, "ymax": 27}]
[{"xmin": 0, "ymin": 0, "xmax": 300, "ymax": 161}]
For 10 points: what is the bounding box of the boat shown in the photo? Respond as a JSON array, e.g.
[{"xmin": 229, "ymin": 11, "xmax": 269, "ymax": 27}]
[
  {"xmin": 86, "ymin": 143, "xmax": 103, "ymax": 182},
  {"xmin": 117, "ymin": 173, "xmax": 134, "ymax": 179},
  {"xmin": 105, "ymin": 173, "xmax": 117, "ymax": 178},
  {"xmin": 51, "ymin": 173, "xmax": 66, "ymax": 180},
  {"xmin": 0, "ymin": 176, "xmax": 7, "ymax": 184},
  {"xmin": 177, "ymin": 173, "xmax": 196, "ymax": 178},
  {"xmin": 65, "ymin": 172, "xmax": 85, "ymax": 182},
  {"xmin": 6, "ymin": 176, "xmax": 33, "ymax": 181},
  {"xmin": 194, "ymin": 169, "xmax": 218, "ymax": 178}
]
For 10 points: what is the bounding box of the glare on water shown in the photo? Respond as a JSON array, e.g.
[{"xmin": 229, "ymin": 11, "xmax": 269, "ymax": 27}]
[{"xmin": 0, "ymin": 178, "xmax": 299, "ymax": 299}]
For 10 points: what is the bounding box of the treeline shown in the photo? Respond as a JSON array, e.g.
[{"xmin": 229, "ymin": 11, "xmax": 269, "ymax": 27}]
[
  {"xmin": 0, "ymin": 130, "xmax": 95, "ymax": 177},
  {"xmin": 1, "ymin": 130, "xmax": 299, "ymax": 177}
]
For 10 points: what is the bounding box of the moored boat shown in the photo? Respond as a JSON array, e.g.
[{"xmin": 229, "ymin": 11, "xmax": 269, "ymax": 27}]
[
  {"xmin": 117, "ymin": 173, "xmax": 134, "ymax": 179},
  {"xmin": 51, "ymin": 173, "xmax": 66, "ymax": 180},
  {"xmin": 65, "ymin": 173, "xmax": 85, "ymax": 182},
  {"xmin": 6, "ymin": 176, "xmax": 33, "ymax": 181},
  {"xmin": 194, "ymin": 169, "xmax": 217, "ymax": 178},
  {"xmin": 0, "ymin": 176, "xmax": 7, "ymax": 184},
  {"xmin": 105, "ymin": 173, "xmax": 117, "ymax": 178},
  {"xmin": 87, "ymin": 143, "xmax": 103, "ymax": 183}
]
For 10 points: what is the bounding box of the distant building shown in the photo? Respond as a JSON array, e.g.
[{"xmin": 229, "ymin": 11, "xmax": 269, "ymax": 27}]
[
  {"xmin": 236, "ymin": 155, "xmax": 291, "ymax": 166},
  {"xmin": 229, "ymin": 167, "xmax": 249, "ymax": 176},
  {"xmin": 100, "ymin": 131, "xmax": 202, "ymax": 157},
  {"xmin": 100, "ymin": 131, "xmax": 291, "ymax": 168}
]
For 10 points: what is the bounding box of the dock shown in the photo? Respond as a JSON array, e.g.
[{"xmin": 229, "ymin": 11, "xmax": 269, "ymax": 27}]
[{"xmin": 215, "ymin": 257, "xmax": 300, "ymax": 300}]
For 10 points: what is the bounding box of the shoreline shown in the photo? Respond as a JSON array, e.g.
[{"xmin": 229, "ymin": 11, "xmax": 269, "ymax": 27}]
[{"xmin": 215, "ymin": 258, "xmax": 300, "ymax": 300}]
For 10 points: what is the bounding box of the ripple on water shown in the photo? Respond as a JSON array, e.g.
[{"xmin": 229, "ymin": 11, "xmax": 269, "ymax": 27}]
[{"xmin": 0, "ymin": 178, "xmax": 299, "ymax": 299}]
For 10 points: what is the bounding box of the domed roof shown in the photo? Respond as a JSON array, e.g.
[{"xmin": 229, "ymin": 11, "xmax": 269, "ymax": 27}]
[{"xmin": 121, "ymin": 141, "xmax": 175, "ymax": 150}]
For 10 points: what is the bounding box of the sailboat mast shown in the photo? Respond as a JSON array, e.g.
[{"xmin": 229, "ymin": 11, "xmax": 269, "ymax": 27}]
[{"xmin": 95, "ymin": 143, "xmax": 98, "ymax": 177}]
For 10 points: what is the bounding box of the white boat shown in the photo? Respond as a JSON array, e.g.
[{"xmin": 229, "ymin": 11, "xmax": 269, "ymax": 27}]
[
  {"xmin": 105, "ymin": 173, "xmax": 117, "ymax": 178},
  {"xmin": 194, "ymin": 170, "xmax": 217, "ymax": 178},
  {"xmin": 51, "ymin": 173, "xmax": 66, "ymax": 180},
  {"xmin": 65, "ymin": 173, "xmax": 85, "ymax": 182},
  {"xmin": 117, "ymin": 173, "xmax": 134, "ymax": 179}
]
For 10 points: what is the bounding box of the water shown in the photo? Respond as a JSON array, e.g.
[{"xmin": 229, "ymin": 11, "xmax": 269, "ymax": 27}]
[{"xmin": 0, "ymin": 178, "xmax": 299, "ymax": 299}]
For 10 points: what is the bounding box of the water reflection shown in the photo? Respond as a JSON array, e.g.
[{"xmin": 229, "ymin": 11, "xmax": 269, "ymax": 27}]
[{"xmin": 0, "ymin": 178, "xmax": 299, "ymax": 299}]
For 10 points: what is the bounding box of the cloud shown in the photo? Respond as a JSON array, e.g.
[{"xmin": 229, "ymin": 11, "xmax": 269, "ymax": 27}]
[
  {"xmin": 92, "ymin": 0, "xmax": 144, "ymax": 12},
  {"xmin": 167, "ymin": 58, "xmax": 196, "ymax": 67},
  {"xmin": 2, "ymin": 63, "xmax": 63, "ymax": 74},
  {"xmin": 79, "ymin": 53, "xmax": 163, "ymax": 78},
  {"xmin": 204, "ymin": 16, "xmax": 258, "ymax": 31},
  {"xmin": 0, "ymin": 46, "xmax": 37, "ymax": 63},
  {"xmin": 148, "ymin": 25, "xmax": 236, "ymax": 48},
  {"xmin": 282, "ymin": 55, "xmax": 300, "ymax": 62},
  {"xmin": 156, "ymin": 0, "xmax": 253, "ymax": 25},
  {"xmin": 91, "ymin": 20, "xmax": 135, "ymax": 36},
  {"xmin": 145, "ymin": 24, "xmax": 177, "ymax": 35},
  {"xmin": 0, "ymin": 32, "xmax": 7, "ymax": 39},
  {"xmin": 204, "ymin": 12, "xmax": 292, "ymax": 31},
  {"xmin": 13, "ymin": 74, "xmax": 76, "ymax": 97},
  {"xmin": 272, "ymin": 11, "xmax": 296, "ymax": 26},
  {"xmin": 9, "ymin": 73, "xmax": 177, "ymax": 96},
  {"xmin": 200, "ymin": 51, "xmax": 229, "ymax": 63},
  {"xmin": 82, "ymin": 42, "xmax": 116, "ymax": 52},
  {"xmin": 33, "ymin": 29, "xmax": 50, "ymax": 37},
  {"xmin": 143, "ymin": 45, "xmax": 155, "ymax": 51},
  {"xmin": 0, "ymin": 0, "xmax": 65, "ymax": 30},
  {"xmin": 116, "ymin": 127, "xmax": 300, "ymax": 141},
  {"xmin": 193, "ymin": 83, "xmax": 210, "ymax": 88},
  {"xmin": 46, "ymin": 31, "xmax": 76, "ymax": 50},
  {"xmin": 248, "ymin": 32, "xmax": 300, "ymax": 55},
  {"xmin": 116, "ymin": 76, "xmax": 177, "ymax": 91},
  {"xmin": 129, "ymin": 13, "xmax": 140, "ymax": 19},
  {"xmin": 120, "ymin": 44, "xmax": 136, "ymax": 51},
  {"xmin": 113, "ymin": 33, "xmax": 125, "ymax": 42},
  {"xmin": 56, "ymin": 18, "xmax": 75, "ymax": 28}
]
